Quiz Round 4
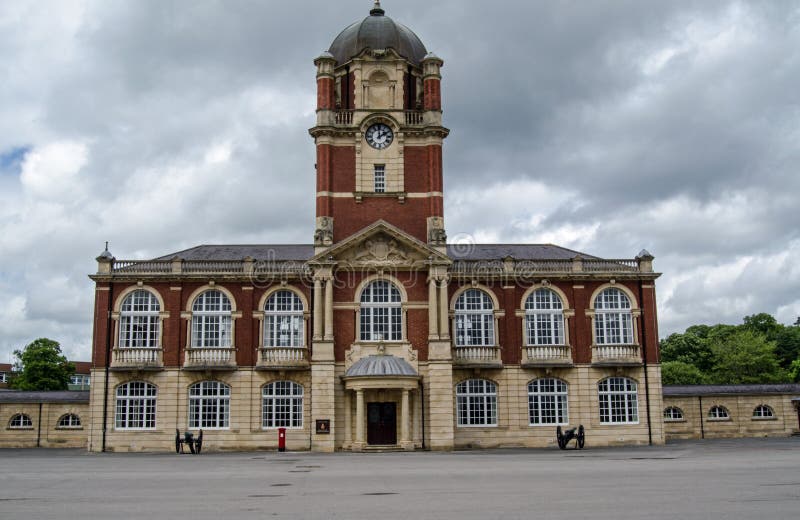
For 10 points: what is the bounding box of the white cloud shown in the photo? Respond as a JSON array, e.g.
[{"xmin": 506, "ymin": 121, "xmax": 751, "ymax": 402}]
[{"xmin": 20, "ymin": 141, "xmax": 89, "ymax": 200}]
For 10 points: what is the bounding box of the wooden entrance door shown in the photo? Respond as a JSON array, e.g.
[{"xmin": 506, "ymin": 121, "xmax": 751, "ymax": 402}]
[{"xmin": 367, "ymin": 402, "xmax": 397, "ymax": 445}]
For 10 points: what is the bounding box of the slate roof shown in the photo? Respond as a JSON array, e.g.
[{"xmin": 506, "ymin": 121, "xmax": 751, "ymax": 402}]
[
  {"xmin": 155, "ymin": 245, "xmax": 314, "ymax": 261},
  {"xmin": 153, "ymin": 244, "xmax": 592, "ymax": 262},
  {"xmin": 446, "ymin": 244, "xmax": 596, "ymax": 261},
  {"xmin": 345, "ymin": 355, "xmax": 418, "ymax": 377},
  {"xmin": 0, "ymin": 391, "xmax": 90, "ymax": 404},
  {"xmin": 663, "ymin": 384, "xmax": 800, "ymax": 397}
]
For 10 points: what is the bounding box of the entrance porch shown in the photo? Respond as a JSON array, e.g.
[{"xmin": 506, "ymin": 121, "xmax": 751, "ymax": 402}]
[{"xmin": 342, "ymin": 355, "xmax": 420, "ymax": 451}]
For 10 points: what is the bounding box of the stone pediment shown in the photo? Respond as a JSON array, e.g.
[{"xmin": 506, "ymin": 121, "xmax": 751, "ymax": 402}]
[{"xmin": 310, "ymin": 220, "xmax": 450, "ymax": 269}]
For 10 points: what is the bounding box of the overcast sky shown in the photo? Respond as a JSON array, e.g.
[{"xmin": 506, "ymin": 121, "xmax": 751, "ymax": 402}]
[{"xmin": 1, "ymin": 0, "xmax": 799, "ymax": 363}]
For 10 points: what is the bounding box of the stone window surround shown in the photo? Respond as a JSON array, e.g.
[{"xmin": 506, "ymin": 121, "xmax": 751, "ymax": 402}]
[
  {"xmin": 111, "ymin": 285, "xmax": 169, "ymax": 350},
  {"xmin": 114, "ymin": 380, "xmax": 158, "ymax": 431},
  {"xmin": 180, "ymin": 285, "xmax": 243, "ymax": 351},
  {"xmin": 586, "ymin": 283, "xmax": 642, "ymax": 347},
  {"xmin": 455, "ymin": 378, "xmax": 499, "ymax": 428},
  {"xmin": 517, "ymin": 284, "xmax": 575, "ymax": 348},
  {"xmin": 353, "ymin": 274, "xmax": 409, "ymax": 344},
  {"xmin": 252, "ymin": 286, "xmax": 311, "ymax": 350},
  {"xmin": 449, "ymin": 284, "xmax": 505, "ymax": 349}
]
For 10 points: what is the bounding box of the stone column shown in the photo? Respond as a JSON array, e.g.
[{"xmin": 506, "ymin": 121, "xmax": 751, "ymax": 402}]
[
  {"xmin": 313, "ymin": 278, "xmax": 323, "ymax": 340},
  {"xmin": 401, "ymin": 389, "xmax": 412, "ymax": 450},
  {"xmin": 324, "ymin": 277, "xmax": 334, "ymax": 341},
  {"xmin": 344, "ymin": 390, "xmax": 352, "ymax": 449},
  {"xmin": 438, "ymin": 278, "xmax": 449, "ymax": 339},
  {"xmin": 354, "ymin": 389, "xmax": 365, "ymax": 451},
  {"xmin": 428, "ymin": 277, "xmax": 438, "ymax": 339}
]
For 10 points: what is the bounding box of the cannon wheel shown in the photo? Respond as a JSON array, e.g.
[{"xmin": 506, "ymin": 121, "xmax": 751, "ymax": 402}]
[
  {"xmin": 556, "ymin": 426, "xmax": 566, "ymax": 450},
  {"xmin": 195, "ymin": 430, "xmax": 203, "ymax": 454},
  {"xmin": 175, "ymin": 429, "xmax": 181, "ymax": 454},
  {"xmin": 577, "ymin": 425, "xmax": 585, "ymax": 449}
]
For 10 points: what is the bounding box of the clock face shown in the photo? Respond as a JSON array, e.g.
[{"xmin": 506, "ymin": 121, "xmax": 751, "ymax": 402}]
[{"xmin": 365, "ymin": 123, "xmax": 394, "ymax": 150}]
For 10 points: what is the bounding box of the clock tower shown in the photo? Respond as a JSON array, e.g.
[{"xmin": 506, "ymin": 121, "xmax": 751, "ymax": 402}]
[{"xmin": 310, "ymin": 1, "xmax": 449, "ymax": 250}]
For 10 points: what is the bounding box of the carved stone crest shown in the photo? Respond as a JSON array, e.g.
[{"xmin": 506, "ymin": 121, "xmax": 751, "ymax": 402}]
[{"xmin": 350, "ymin": 234, "xmax": 409, "ymax": 264}]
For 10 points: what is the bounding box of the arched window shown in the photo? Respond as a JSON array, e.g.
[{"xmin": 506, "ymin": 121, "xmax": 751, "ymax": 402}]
[
  {"xmin": 9, "ymin": 414, "xmax": 33, "ymax": 429},
  {"xmin": 708, "ymin": 406, "xmax": 730, "ymax": 420},
  {"xmin": 264, "ymin": 291, "xmax": 304, "ymax": 348},
  {"xmin": 454, "ymin": 289, "xmax": 494, "ymax": 346},
  {"xmin": 753, "ymin": 405, "xmax": 774, "ymax": 418},
  {"xmin": 189, "ymin": 381, "xmax": 230, "ymax": 429},
  {"xmin": 115, "ymin": 381, "xmax": 157, "ymax": 430},
  {"xmin": 598, "ymin": 377, "xmax": 638, "ymax": 424},
  {"xmin": 191, "ymin": 290, "xmax": 232, "ymax": 348},
  {"xmin": 119, "ymin": 289, "xmax": 160, "ymax": 348},
  {"xmin": 525, "ymin": 288, "xmax": 565, "ymax": 346},
  {"xmin": 663, "ymin": 407, "xmax": 684, "ymax": 421},
  {"xmin": 58, "ymin": 414, "xmax": 82, "ymax": 428},
  {"xmin": 528, "ymin": 378, "xmax": 568, "ymax": 425},
  {"xmin": 360, "ymin": 280, "xmax": 402, "ymax": 341},
  {"xmin": 594, "ymin": 288, "xmax": 634, "ymax": 345},
  {"xmin": 456, "ymin": 379, "xmax": 497, "ymax": 426},
  {"xmin": 262, "ymin": 381, "xmax": 304, "ymax": 429}
]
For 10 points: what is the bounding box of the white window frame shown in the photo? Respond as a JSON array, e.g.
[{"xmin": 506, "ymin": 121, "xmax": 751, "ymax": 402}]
[
  {"xmin": 57, "ymin": 414, "xmax": 82, "ymax": 428},
  {"xmin": 119, "ymin": 289, "xmax": 161, "ymax": 349},
  {"xmin": 525, "ymin": 288, "xmax": 565, "ymax": 346},
  {"xmin": 0, "ymin": 372, "xmax": 7, "ymax": 383},
  {"xmin": 594, "ymin": 288, "xmax": 634, "ymax": 345},
  {"xmin": 374, "ymin": 164, "xmax": 386, "ymax": 193},
  {"xmin": 456, "ymin": 379, "xmax": 498, "ymax": 427},
  {"xmin": 264, "ymin": 291, "xmax": 304, "ymax": 348},
  {"xmin": 528, "ymin": 378, "xmax": 569, "ymax": 426},
  {"xmin": 708, "ymin": 406, "xmax": 730, "ymax": 420},
  {"xmin": 9, "ymin": 414, "xmax": 33, "ymax": 429},
  {"xmin": 598, "ymin": 377, "xmax": 639, "ymax": 424},
  {"xmin": 115, "ymin": 381, "xmax": 157, "ymax": 430},
  {"xmin": 752, "ymin": 405, "xmax": 774, "ymax": 419},
  {"xmin": 359, "ymin": 280, "xmax": 403, "ymax": 342},
  {"xmin": 663, "ymin": 407, "xmax": 684, "ymax": 421},
  {"xmin": 454, "ymin": 289, "xmax": 495, "ymax": 347},
  {"xmin": 191, "ymin": 290, "xmax": 233, "ymax": 348},
  {"xmin": 262, "ymin": 381, "xmax": 304, "ymax": 429},
  {"xmin": 188, "ymin": 381, "xmax": 231, "ymax": 430}
]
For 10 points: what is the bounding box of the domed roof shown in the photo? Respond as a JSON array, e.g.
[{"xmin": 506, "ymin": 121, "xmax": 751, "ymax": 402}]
[{"xmin": 328, "ymin": 3, "xmax": 427, "ymax": 66}]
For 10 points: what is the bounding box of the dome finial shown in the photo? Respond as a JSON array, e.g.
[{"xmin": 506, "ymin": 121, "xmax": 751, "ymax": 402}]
[{"xmin": 370, "ymin": 0, "xmax": 385, "ymax": 16}]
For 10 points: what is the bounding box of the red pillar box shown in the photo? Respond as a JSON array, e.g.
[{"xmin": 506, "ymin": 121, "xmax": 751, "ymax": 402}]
[{"xmin": 278, "ymin": 428, "xmax": 286, "ymax": 452}]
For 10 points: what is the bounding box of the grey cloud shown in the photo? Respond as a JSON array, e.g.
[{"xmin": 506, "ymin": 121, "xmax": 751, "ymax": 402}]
[{"xmin": 1, "ymin": 0, "xmax": 799, "ymax": 360}]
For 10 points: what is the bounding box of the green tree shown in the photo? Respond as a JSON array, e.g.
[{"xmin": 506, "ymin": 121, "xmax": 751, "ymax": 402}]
[
  {"xmin": 660, "ymin": 331, "xmax": 714, "ymax": 372},
  {"xmin": 708, "ymin": 330, "xmax": 786, "ymax": 384},
  {"xmin": 661, "ymin": 360, "xmax": 707, "ymax": 385},
  {"xmin": 742, "ymin": 313, "xmax": 780, "ymax": 338},
  {"xmin": 9, "ymin": 338, "xmax": 74, "ymax": 391},
  {"xmin": 790, "ymin": 358, "xmax": 800, "ymax": 383},
  {"xmin": 773, "ymin": 326, "xmax": 800, "ymax": 368}
]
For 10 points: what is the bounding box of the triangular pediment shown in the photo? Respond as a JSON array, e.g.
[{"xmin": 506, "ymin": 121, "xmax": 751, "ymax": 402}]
[{"xmin": 310, "ymin": 221, "xmax": 450, "ymax": 268}]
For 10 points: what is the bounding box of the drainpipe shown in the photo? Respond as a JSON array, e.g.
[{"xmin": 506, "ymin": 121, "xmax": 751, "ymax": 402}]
[
  {"xmin": 102, "ymin": 281, "xmax": 113, "ymax": 452},
  {"xmin": 699, "ymin": 395, "xmax": 705, "ymax": 439},
  {"xmin": 638, "ymin": 282, "xmax": 652, "ymax": 445},
  {"xmin": 37, "ymin": 402, "xmax": 43, "ymax": 448}
]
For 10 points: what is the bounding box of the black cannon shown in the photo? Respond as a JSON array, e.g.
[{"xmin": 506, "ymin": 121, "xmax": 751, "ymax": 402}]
[
  {"xmin": 175, "ymin": 429, "xmax": 203, "ymax": 454},
  {"xmin": 556, "ymin": 425, "xmax": 585, "ymax": 450}
]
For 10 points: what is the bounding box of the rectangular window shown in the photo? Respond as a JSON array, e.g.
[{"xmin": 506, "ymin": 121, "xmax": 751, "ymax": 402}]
[
  {"xmin": 374, "ymin": 165, "xmax": 386, "ymax": 193},
  {"xmin": 0, "ymin": 372, "xmax": 6, "ymax": 383}
]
